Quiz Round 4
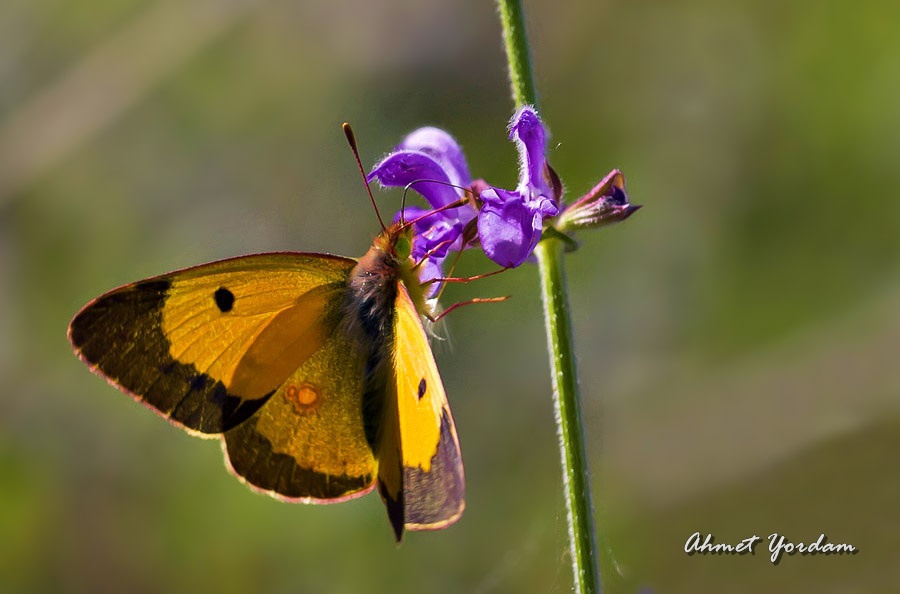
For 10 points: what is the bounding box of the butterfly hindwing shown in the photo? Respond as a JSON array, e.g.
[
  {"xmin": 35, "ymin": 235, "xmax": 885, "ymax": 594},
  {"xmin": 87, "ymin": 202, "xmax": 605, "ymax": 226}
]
[
  {"xmin": 224, "ymin": 324, "xmax": 378, "ymax": 502},
  {"xmin": 69, "ymin": 253, "xmax": 356, "ymax": 435},
  {"xmin": 378, "ymin": 284, "xmax": 465, "ymax": 539}
]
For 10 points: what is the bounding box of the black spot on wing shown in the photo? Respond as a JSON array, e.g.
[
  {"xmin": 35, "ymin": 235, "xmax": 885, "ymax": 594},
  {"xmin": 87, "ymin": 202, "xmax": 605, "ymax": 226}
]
[
  {"xmin": 214, "ymin": 287, "xmax": 235, "ymax": 312},
  {"xmin": 70, "ymin": 279, "xmax": 269, "ymax": 433},
  {"xmin": 417, "ymin": 378, "xmax": 427, "ymax": 400}
]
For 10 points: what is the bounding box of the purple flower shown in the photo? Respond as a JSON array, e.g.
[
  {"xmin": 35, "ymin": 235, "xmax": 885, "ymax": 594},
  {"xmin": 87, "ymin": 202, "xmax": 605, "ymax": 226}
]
[
  {"xmin": 368, "ymin": 127, "xmax": 475, "ymax": 291},
  {"xmin": 477, "ymin": 106, "xmax": 559, "ymax": 267},
  {"xmin": 369, "ymin": 106, "xmax": 563, "ymax": 285},
  {"xmin": 556, "ymin": 169, "xmax": 640, "ymax": 232}
]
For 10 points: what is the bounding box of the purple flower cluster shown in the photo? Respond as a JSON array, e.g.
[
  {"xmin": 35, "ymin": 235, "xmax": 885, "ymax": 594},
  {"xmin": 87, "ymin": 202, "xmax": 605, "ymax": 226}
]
[
  {"xmin": 368, "ymin": 106, "xmax": 636, "ymax": 288},
  {"xmin": 367, "ymin": 125, "xmax": 476, "ymax": 288}
]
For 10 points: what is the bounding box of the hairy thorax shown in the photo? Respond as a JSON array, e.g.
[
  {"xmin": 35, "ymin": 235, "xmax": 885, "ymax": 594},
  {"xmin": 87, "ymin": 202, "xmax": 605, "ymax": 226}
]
[{"xmin": 346, "ymin": 224, "xmax": 428, "ymax": 346}]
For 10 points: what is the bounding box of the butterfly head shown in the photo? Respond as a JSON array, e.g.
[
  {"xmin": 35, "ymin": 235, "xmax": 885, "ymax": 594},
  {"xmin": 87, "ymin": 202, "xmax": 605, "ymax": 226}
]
[
  {"xmin": 371, "ymin": 223, "xmax": 431, "ymax": 316},
  {"xmin": 387, "ymin": 224, "xmax": 413, "ymax": 263},
  {"xmin": 371, "ymin": 221, "xmax": 420, "ymax": 267}
]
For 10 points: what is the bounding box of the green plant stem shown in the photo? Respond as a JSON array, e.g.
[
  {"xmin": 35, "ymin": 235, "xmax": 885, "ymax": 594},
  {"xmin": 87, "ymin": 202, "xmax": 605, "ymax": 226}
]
[
  {"xmin": 534, "ymin": 238, "xmax": 602, "ymax": 594},
  {"xmin": 497, "ymin": 0, "xmax": 537, "ymax": 107},
  {"xmin": 496, "ymin": 1, "xmax": 603, "ymax": 592}
]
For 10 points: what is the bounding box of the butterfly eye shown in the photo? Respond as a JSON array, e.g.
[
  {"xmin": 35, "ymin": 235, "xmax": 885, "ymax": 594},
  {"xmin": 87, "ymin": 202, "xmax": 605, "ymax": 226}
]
[{"xmin": 395, "ymin": 235, "xmax": 412, "ymax": 261}]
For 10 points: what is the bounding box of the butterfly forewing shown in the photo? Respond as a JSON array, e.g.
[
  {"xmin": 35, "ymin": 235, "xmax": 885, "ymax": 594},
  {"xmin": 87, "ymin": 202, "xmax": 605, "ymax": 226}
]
[
  {"xmin": 69, "ymin": 253, "xmax": 356, "ymax": 434},
  {"xmin": 378, "ymin": 284, "xmax": 465, "ymax": 538}
]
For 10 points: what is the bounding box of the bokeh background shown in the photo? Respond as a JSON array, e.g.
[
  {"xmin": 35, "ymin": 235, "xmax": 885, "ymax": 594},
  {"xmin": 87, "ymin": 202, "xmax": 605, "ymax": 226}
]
[{"xmin": 2, "ymin": 0, "xmax": 898, "ymax": 592}]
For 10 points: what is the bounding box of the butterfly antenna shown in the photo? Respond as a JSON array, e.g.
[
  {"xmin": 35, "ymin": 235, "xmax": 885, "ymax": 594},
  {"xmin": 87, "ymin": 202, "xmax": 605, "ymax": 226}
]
[
  {"xmin": 401, "ymin": 196, "xmax": 470, "ymax": 233},
  {"xmin": 400, "ymin": 186, "xmax": 409, "ymax": 226},
  {"xmin": 397, "ymin": 178, "xmax": 476, "ymax": 235},
  {"xmin": 343, "ymin": 122, "xmax": 386, "ymax": 232}
]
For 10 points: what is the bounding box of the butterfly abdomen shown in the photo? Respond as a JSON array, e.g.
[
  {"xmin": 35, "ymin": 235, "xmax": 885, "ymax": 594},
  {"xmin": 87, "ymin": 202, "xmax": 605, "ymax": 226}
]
[{"xmin": 347, "ymin": 236, "xmax": 405, "ymax": 450}]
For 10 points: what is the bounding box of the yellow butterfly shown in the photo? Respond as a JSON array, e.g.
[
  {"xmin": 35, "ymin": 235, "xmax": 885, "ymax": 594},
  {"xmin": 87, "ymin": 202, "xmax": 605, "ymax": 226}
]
[{"xmin": 68, "ymin": 215, "xmax": 464, "ymax": 541}]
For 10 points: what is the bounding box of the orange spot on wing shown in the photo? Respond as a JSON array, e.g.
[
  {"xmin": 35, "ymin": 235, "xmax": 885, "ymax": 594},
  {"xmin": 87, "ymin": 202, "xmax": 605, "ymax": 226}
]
[{"xmin": 284, "ymin": 382, "xmax": 321, "ymax": 414}]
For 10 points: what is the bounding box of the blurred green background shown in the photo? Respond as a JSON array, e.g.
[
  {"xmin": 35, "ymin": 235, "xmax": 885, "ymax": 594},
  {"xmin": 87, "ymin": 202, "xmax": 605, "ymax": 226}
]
[{"xmin": 2, "ymin": 0, "xmax": 898, "ymax": 592}]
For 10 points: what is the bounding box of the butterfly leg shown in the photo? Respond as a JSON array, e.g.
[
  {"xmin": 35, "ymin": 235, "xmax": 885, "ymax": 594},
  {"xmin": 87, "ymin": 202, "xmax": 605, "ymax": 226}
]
[{"xmin": 425, "ymin": 296, "xmax": 510, "ymax": 324}]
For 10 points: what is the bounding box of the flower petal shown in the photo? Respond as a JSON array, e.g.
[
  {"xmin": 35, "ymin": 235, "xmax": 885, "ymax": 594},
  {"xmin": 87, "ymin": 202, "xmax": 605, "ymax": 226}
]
[
  {"xmin": 417, "ymin": 256, "xmax": 445, "ymax": 297},
  {"xmin": 368, "ymin": 151, "xmax": 459, "ymax": 209},
  {"xmin": 477, "ymin": 187, "xmax": 550, "ymax": 268},
  {"xmin": 509, "ymin": 106, "xmax": 551, "ymax": 199},
  {"xmin": 401, "ymin": 206, "xmax": 464, "ymax": 260},
  {"xmin": 398, "ymin": 127, "xmax": 471, "ymax": 188}
]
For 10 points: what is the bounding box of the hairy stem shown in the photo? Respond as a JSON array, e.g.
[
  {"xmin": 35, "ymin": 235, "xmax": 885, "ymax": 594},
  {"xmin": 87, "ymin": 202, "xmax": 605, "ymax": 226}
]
[
  {"xmin": 534, "ymin": 238, "xmax": 602, "ymax": 594},
  {"xmin": 496, "ymin": 1, "xmax": 603, "ymax": 591},
  {"xmin": 497, "ymin": 0, "xmax": 537, "ymax": 107}
]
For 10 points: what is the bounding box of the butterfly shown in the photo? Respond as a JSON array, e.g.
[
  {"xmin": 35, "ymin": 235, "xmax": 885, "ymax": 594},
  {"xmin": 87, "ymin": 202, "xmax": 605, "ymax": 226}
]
[{"xmin": 68, "ymin": 218, "xmax": 465, "ymax": 541}]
